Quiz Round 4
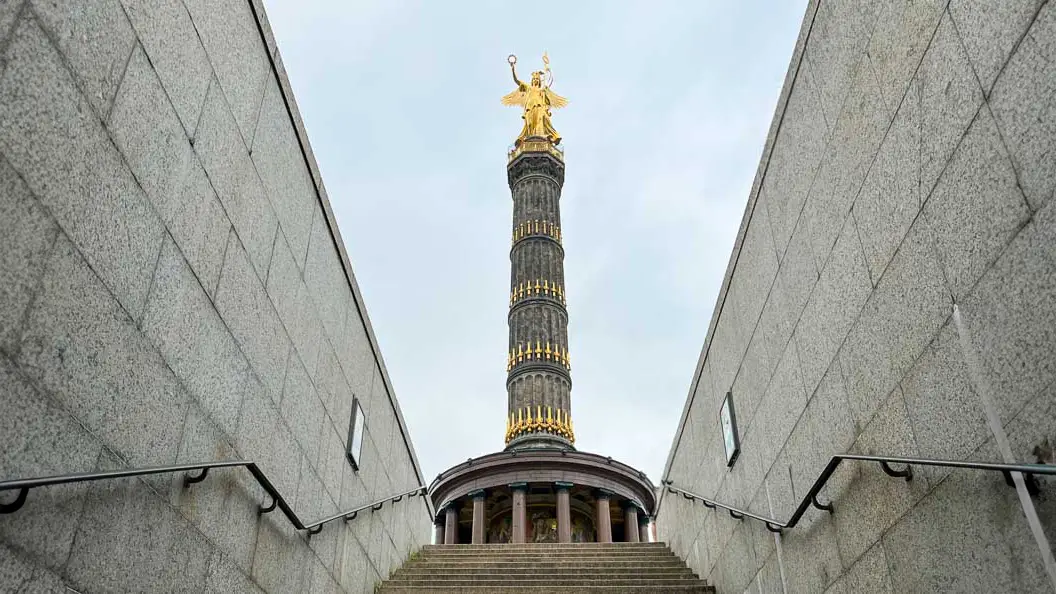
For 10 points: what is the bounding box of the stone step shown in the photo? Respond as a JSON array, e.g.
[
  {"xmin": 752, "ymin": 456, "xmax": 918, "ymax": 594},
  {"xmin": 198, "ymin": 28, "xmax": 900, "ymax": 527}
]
[
  {"xmin": 377, "ymin": 542, "xmax": 712, "ymax": 593},
  {"xmin": 392, "ymin": 566, "xmax": 696, "ymax": 574},
  {"xmin": 402, "ymin": 562, "xmax": 690, "ymax": 571},
  {"xmin": 375, "ymin": 583, "xmax": 713, "ymax": 587},
  {"xmin": 416, "ymin": 549, "xmax": 671, "ymax": 553},
  {"xmin": 421, "ymin": 543, "xmax": 667, "ymax": 549},
  {"xmin": 420, "ymin": 545, "xmax": 665, "ymax": 552},
  {"xmin": 385, "ymin": 578, "xmax": 705, "ymax": 586}
]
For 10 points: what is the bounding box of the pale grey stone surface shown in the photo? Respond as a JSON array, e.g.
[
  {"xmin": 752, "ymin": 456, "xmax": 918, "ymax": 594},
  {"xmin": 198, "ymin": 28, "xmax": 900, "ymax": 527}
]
[
  {"xmin": 781, "ymin": 511, "xmax": 843, "ymax": 593},
  {"xmin": 803, "ymin": 56, "xmax": 887, "ymax": 270},
  {"xmin": 919, "ymin": 12, "xmax": 985, "ymax": 197},
  {"xmin": 0, "ymin": 17, "xmax": 163, "ymax": 318},
  {"xmin": 989, "ymin": 2, "xmax": 1056, "ymax": 211},
  {"xmin": 204, "ymin": 551, "xmax": 265, "ymax": 594},
  {"xmin": 824, "ymin": 542, "xmax": 893, "ymax": 594},
  {"xmin": 900, "ymin": 322, "xmax": 989, "ymax": 469},
  {"xmin": 143, "ymin": 237, "xmax": 248, "ymax": 437},
  {"xmin": 725, "ymin": 204, "xmax": 779, "ymax": 336},
  {"xmin": 66, "ymin": 453, "xmax": 214, "ymax": 593},
  {"xmin": 171, "ymin": 404, "xmax": 261, "ymax": 572},
  {"xmin": 236, "ymin": 373, "xmax": 300, "ymax": 501},
  {"xmin": 866, "ymin": 0, "xmax": 944, "ymax": 117},
  {"xmin": 29, "ymin": 0, "xmax": 135, "ymax": 119},
  {"xmin": 304, "ymin": 210, "xmax": 352, "ymax": 345},
  {"xmin": 109, "ymin": 45, "xmax": 230, "ymax": 296},
  {"xmin": 195, "ymin": 80, "xmax": 277, "ymax": 280},
  {"xmin": 792, "ymin": 214, "xmax": 871, "ymax": 397},
  {"xmin": 182, "ymin": 0, "xmax": 268, "ymax": 144},
  {"xmin": 781, "ymin": 359, "xmax": 856, "ymax": 505},
  {"xmin": 0, "ymin": 0, "xmax": 23, "ymax": 49},
  {"xmin": 253, "ymin": 75, "xmax": 317, "ymax": 267},
  {"xmin": 0, "ymin": 353, "xmax": 98, "ymax": 572},
  {"xmin": 805, "ymin": 0, "xmax": 882, "ymax": 128},
  {"xmin": 960, "ymin": 220, "xmax": 1056, "ymax": 421},
  {"xmin": 251, "ymin": 517, "xmax": 311, "ymax": 594},
  {"xmin": 214, "ymin": 232, "xmax": 291, "ymax": 399},
  {"xmin": 852, "ymin": 77, "xmax": 921, "ymax": 282},
  {"xmin": 0, "ymin": 156, "xmax": 57, "ymax": 353},
  {"xmin": 838, "ymin": 223, "xmax": 951, "ymax": 427},
  {"xmin": 923, "ymin": 107, "xmax": 1030, "ymax": 299},
  {"xmin": 832, "ymin": 387, "xmax": 931, "ymax": 565},
  {"xmin": 0, "ymin": 542, "xmax": 68, "ymax": 593},
  {"xmin": 119, "ymin": 0, "xmax": 212, "ymax": 135},
  {"xmin": 762, "ymin": 56, "xmax": 829, "ymax": 259},
  {"xmin": 882, "ymin": 454, "xmax": 1050, "ymax": 593},
  {"xmin": 949, "ymin": 0, "xmax": 1046, "ymax": 94},
  {"xmin": 18, "ymin": 236, "xmax": 188, "ymax": 469},
  {"xmin": 282, "ymin": 354, "xmax": 326, "ymax": 468},
  {"xmin": 267, "ymin": 230, "xmax": 325, "ymax": 383}
]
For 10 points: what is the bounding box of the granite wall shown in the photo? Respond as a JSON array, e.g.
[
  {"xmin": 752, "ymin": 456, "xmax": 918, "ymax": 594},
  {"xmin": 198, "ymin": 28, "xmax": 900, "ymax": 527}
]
[
  {"xmin": 658, "ymin": 1, "xmax": 1056, "ymax": 592},
  {"xmin": 0, "ymin": 0, "xmax": 431, "ymax": 591}
]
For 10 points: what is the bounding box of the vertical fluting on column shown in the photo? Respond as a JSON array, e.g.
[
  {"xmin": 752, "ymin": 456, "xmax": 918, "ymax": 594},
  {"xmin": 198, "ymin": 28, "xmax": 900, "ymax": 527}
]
[{"xmin": 504, "ymin": 146, "xmax": 574, "ymax": 449}]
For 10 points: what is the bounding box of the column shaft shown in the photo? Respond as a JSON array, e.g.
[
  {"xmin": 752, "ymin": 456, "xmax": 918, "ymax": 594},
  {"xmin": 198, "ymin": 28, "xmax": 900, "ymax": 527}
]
[
  {"xmin": 623, "ymin": 506, "xmax": 640, "ymax": 542},
  {"xmin": 434, "ymin": 520, "xmax": 446, "ymax": 545},
  {"xmin": 470, "ymin": 491, "xmax": 486, "ymax": 544},
  {"xmin": 511, "ymin": 485, "xmax": 527, "ymax": 543},
  {"xmin": 444, "ymin": 505, "xmax": 459, "ymax": 545},
  {"xmin": 556, "ymin": 483, "xmax": 572, "ymax": 543},
  {"xmin": 595, "ymin": 494, "xmax": 612, "ymax": 543}
]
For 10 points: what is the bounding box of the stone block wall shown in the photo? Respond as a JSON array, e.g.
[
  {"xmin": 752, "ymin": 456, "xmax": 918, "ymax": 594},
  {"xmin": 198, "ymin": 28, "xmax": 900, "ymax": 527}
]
[
  {"xmin": 658, "ymin": 1, "xmax": 1056, "ymax": 592},
  {"xmin": 0, "ymin": 0, "xmax": 431, "ymax": 591}
]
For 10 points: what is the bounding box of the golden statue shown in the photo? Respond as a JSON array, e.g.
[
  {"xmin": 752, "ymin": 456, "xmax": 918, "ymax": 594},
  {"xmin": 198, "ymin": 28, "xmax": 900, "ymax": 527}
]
[{"xmin": 502, "ymin": 53, "xmax": 568, "ymax": 146}]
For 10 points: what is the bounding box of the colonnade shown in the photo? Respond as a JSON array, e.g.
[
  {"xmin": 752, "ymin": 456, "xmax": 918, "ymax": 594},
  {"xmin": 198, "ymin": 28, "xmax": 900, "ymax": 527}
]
[{"xmin": 433, "ymin": 482, "xmax": 652, "ymax": 544}]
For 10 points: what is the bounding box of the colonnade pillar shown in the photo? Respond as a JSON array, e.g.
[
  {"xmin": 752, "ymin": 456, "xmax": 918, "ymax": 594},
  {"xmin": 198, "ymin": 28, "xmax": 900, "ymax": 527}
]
[
  {"xmin": 555, "ymin": 481, "xmax": 572, "ymax": 543},
  {"xmin": 434, "ymin": 517, "xmax": 446, "ymax": 545},
  {"xmin": 595, "ymin": 489, "xmax": 612, "ymax": 543},
  {"xmin": 443, "ymin": 503, "xmax": 460, "ymax": 545},
  {"xmin": 623, "ymin": 504, "xmax": 640, "ymax": 542},
  {"xmin": 469, "ymin": 489, "xmax": 486, "ymax": 544},
  {"xmin": 510, "ymin": 482, "xmax": 527, "ymax": 544},
  {"xmin": 639, "ymin": 516, "xmax": 651, "ymax": 543}
]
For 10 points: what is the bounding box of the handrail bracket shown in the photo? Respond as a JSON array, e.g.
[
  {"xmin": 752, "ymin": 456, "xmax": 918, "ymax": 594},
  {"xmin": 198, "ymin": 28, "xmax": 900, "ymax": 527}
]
[
  {"xmin": 879, "ymin": 461, "xmax": 913, "ymax": 481},
  {"xmin": 0, "ymin": 487, "xmax": 28, "ymax": 514},
  {"xmin": 811, "ymin": 494, "xmax": 834, "ymax": 514}
]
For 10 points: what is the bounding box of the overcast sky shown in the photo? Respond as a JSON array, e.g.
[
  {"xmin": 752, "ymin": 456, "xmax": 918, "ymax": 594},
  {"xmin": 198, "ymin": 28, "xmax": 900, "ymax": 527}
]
[{"xmin": 261, "ymin": 0, "xmax": 809, "ymax": 484}]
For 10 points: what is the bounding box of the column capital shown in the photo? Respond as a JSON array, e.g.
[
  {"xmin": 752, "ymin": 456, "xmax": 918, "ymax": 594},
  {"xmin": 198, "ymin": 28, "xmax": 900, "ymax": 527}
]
[
  {"xmin": 467, "ymin": 489, "xmax": 486, "ymax": 500},
  {"xmin": 554, "ymin": 481, "xmax": 574, "ymax": 490},
  {"xmin": 508, "ymin": 482, "xmax": 528, "ymax": 491},
  {"xmin": 594, "ymin": 488, "xmax": 614, "ymax": 499}
]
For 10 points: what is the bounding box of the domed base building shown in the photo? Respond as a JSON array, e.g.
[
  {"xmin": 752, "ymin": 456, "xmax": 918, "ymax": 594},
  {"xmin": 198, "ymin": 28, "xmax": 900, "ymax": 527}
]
[{"xmin": 429, "ymin": 448, "xmax": 656, "ymax": 545}]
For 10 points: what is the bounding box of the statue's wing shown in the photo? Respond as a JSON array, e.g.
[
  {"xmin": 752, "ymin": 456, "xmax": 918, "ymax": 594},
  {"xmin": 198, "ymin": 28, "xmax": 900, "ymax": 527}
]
[
  {"xmin": 545, "ymin": 88, "xmax": 569, "ymax": 109},
  {"xmin": 501, "ymin": 89, "xmax": 526, "ymax": 106}
]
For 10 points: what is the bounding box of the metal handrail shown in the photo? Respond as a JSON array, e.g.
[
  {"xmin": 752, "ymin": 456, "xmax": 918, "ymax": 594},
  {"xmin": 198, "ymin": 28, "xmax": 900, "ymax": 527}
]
[
  {"xmin": 0, "ymin": 460, "xmax": 427, "ymax": 536},
  {"xmin": 661, "ymin": 454, "xmax": 1056, "ymax": 534}
]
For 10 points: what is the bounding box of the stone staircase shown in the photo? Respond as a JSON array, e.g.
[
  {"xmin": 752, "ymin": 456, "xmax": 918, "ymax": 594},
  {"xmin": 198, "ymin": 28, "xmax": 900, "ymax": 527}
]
[{"xmin": 378, "ymin": 542, "xmax": 714, "ymax": 593}]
